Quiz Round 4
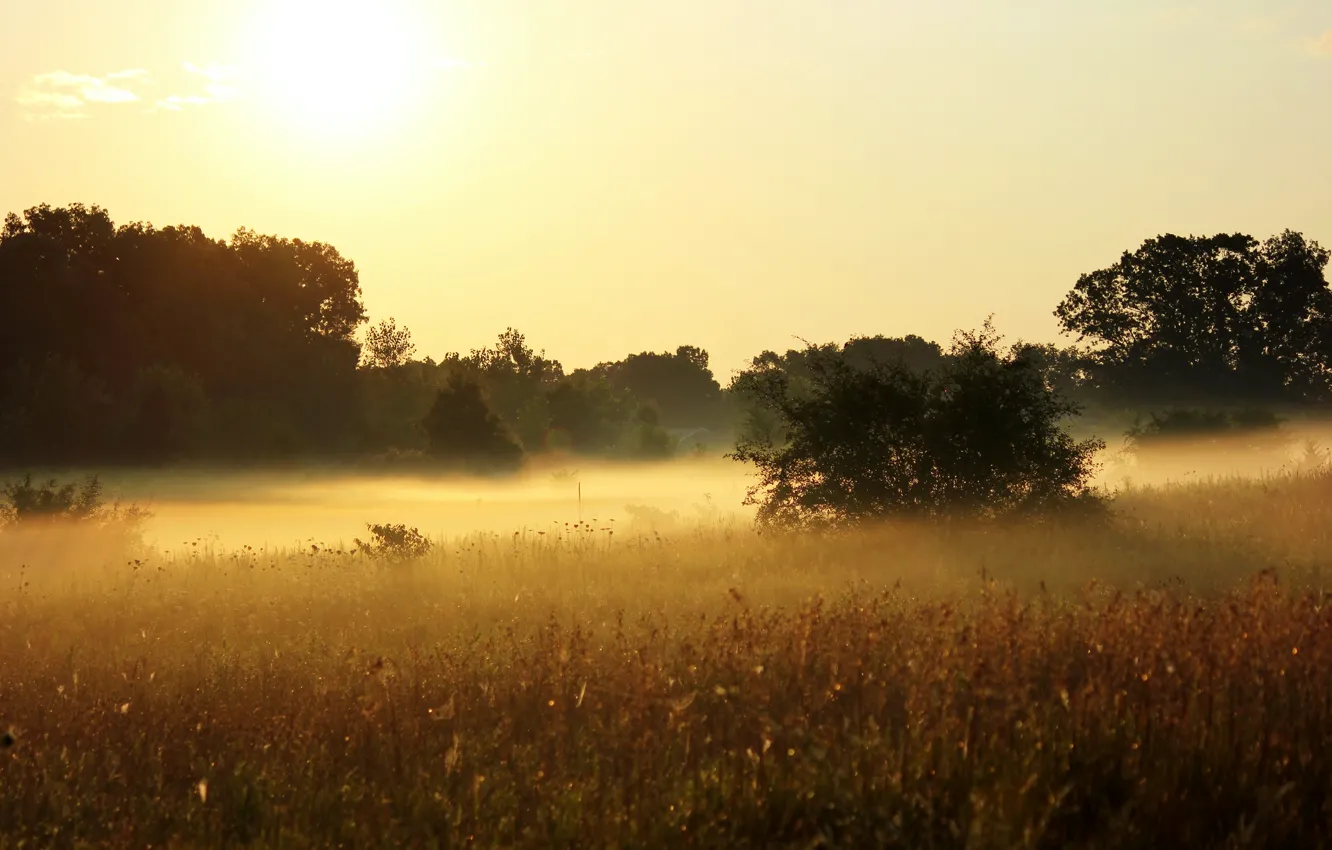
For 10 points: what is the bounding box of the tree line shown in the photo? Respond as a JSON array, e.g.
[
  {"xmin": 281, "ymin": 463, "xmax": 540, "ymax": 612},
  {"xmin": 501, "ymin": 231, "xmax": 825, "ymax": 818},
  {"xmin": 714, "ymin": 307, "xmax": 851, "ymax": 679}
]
[{"xmin": 3, "ymin": 204, "xmax": 1329, "ymax": 499}]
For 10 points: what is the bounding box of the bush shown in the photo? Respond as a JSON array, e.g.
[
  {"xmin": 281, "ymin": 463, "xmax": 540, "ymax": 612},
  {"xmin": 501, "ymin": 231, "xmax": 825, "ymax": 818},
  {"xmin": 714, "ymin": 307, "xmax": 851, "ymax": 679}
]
[
  {"xmin": 1, "ymin": 474, "xmax": 147, "ymax": 528},
  {"xmin": 1, "ymin": 474, "xmax": 105, "ymax": 524},
  {"xmin": 730, "ymin": 322, "xmax": 1106, "ymax": 527},
  {"xmin": 352, "ymin": 523, "xmax": 433, "ymax": 562},
  {"xmin": 0, "ymin": 474, "xmax": 152, "ymax": 556}
]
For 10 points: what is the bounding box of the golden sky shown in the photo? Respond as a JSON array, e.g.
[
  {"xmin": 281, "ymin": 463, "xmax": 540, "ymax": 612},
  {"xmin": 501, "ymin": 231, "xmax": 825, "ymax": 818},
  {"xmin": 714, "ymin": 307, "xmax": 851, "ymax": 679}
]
[{"xmin": 3, "ymin": 0, "xmax": 1330, "ymax": 376}]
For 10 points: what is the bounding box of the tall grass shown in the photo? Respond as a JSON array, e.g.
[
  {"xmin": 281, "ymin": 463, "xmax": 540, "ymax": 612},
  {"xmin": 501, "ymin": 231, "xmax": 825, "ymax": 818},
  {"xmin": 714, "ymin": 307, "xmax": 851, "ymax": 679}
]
[{"xmin": 3, "ymin": 471, "xmax": 1332, "ymax": 846}]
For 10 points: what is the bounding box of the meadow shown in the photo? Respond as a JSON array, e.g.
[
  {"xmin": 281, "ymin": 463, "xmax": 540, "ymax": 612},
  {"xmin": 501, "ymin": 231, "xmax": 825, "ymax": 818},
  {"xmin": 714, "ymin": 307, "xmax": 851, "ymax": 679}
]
[{"xmin": 3, "ymin": 461, "xmax": 1332, "ymax": 847}]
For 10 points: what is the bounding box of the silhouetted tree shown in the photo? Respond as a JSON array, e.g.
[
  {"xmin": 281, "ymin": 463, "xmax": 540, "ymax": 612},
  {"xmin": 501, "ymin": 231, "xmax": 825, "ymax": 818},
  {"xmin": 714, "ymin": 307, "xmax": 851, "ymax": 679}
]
[
  {"xmin": 362, "ymin": 318, "xmax": 416, "ymax": 369},
  {"xmin": 1008, "ymin": 343, "xmax": 1094, "ymax": 408},
  {"xmin": 421, "ymin": 375, "xmax": 524, "ymax": 471},
  {"xmin": 118, "ymin": 363, "xmax": 209, "ymax": 463},
  {"xmin": 731, "ymin": 335, "xmax": 959, "ymax": 452},
  {"xmin": 0, "ymin": 356, "xmax": 113, "ymax": 465},
  {"xmin": 630, "ymin": 403, "xmax": 674, "ymax": 459},
  {"xmin": 545, "ymin": 372, "xmax": 634, "ymax": 454},
  {"xmin": 0, "ymin": 203, "xmax": 366, "ymax": 462},
  {"xmin": 842, "ymin": 334, "xmax": 946, "ymax": 374},
  {"xmin": 356, "ymin": 359, "xmax": 438, "ymax": 454},
  {"xmin": 446, "ymin": 328, "xmax": 563, "ymax": 448},
  {"xmin": 731, "ymin": 323, "xmax": 1104, "ymax": 527},
  {"xmin": 229, "ymin": 228, "xmax": 366, "ymax": 339},
  {"xmin": 594, "ymin": 345, "xmax": 723, "ymax": 428},
  {"xmin": 1055, "ymin": 231, "xmax": 1332, "ymax": 405}
]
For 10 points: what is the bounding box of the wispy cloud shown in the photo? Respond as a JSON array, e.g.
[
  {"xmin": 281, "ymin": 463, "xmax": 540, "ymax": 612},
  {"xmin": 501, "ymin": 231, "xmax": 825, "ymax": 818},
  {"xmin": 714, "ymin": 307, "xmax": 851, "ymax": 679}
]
[
  {"xmin": 155, "ymin": 94, "xmax": 211, "ymax": 111},
  {"xmin": 16, "ymin": 69, "xmax": 149, "ymax": 119},
  {"xmin": 15, "ymin": 89, "xmax": 85, "ymax": 119},
  {"xmin": 183, "ymin": 62, "xmax": 240, "ymax": 100},
  {"xmin": 152, "ymin": 63, "xmax": 240, "ymax": 112}
]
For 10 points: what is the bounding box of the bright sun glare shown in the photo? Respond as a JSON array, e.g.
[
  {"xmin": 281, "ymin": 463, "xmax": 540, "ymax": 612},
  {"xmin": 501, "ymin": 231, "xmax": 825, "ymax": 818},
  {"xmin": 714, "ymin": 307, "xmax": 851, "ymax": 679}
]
[{"xmin": 249, "ymin": 0, "xmax": 424, "ymax": 135}]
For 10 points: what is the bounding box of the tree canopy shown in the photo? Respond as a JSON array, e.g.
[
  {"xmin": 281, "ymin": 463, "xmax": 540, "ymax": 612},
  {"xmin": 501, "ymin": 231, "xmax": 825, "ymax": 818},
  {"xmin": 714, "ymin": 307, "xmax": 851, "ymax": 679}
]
[
  {"xmin": 590, "ymin": 345, "xmax": 725, "ymax": 429},
  {"xmin": 0, "ymin": 203, "xmax": 364, "ymax": 463},
  {"xmin": 1055, "ymin": 231, "xmax": 1332, "ymax": 405}
]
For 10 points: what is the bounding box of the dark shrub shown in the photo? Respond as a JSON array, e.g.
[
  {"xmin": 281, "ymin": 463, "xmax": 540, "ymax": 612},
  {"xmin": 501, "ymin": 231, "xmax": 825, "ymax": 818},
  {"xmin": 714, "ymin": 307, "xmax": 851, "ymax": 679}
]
[{"xmin": 730, "ymin": 322, "xmax": 1105, "ymax": 527}]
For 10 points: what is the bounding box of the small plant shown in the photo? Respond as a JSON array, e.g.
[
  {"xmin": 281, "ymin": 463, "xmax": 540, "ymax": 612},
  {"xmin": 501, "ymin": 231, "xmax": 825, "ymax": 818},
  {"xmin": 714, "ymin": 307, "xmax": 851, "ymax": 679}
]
[
  {"xmin": 0, "ymin": 474, "xmax": 149, "ymax": 531},
  {"xmin": 1295, "ymin": 439, "xmax": 1330, "ymax": 473},
  {"xmin": 352, "ymin": 523, "xmax": 433, "ymax": 562},
  {"xmin": 1, "ymin": 474, "xmax": 104, "ymax": 524}
]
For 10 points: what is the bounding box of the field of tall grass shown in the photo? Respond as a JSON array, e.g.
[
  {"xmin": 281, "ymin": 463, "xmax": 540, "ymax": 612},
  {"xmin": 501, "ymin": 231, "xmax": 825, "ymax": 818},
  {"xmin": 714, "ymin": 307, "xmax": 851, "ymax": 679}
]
[{"xmin": 4, "ymin": 468, "xmax": 1332, "ymax": 847}]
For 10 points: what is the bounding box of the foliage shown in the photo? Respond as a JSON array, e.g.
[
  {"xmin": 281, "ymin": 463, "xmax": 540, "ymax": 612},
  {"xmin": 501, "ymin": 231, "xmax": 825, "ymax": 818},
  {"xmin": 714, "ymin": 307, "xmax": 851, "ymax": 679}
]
[
  {"xmin": 1055, "ymin": 230, "xmax": 1332, "ymax": 404},
  {"xmin": 0, "ymin": 204, "xmax": 365, "ymax": 463},
  {"xmin": 352, "ymin": 522, "xmax": 433, "ymax": 562},
  {"xmin": 445, "ymin": 328, "xmax": 564, "ymax": 449},
  {"xmin": 360, "ymin": 318, "xmax": 416, "ymax": 369},
  {"xmin": 118, "ymin": 363, "xmax": 210, "ymax": 462},
  {"xmin": 420, "ymin": 374, "xmax": 525, "ymax": 471},
  {"xmin": 630, "ymin": 403, "xmax": 675, "ymax": 459},
  {"xmin": 841, "ymin": 333, "xmax": 947, "ymax": 374},
  {"xmin": 544, "ymin": 372, "xmax": 634, "ymax": 454},
  {"xmin": 0, "ymin": 473, "xmax": 151, "ymax": 555},
  {"xmin": 1, "ymin": 474, "xmax": 106, "ymax": 525},
  {"xmin": 593, "ymin": 345, "xmax": 725, "ymax": 429},
  {"xmin": 734, "ymin": 334, "xmax": 949, "ymax": 394},
  {"xmin": 0, "ymin": 356, "xmax": 114, "ymax": 465},
  {"xmin": 731, "ymin": 322, "xmax": 1105, "ymax": 526}
]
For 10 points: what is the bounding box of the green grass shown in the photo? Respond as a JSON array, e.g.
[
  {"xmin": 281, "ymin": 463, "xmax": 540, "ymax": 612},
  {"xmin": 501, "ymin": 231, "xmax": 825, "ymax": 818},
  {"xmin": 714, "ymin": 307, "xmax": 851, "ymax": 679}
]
[{"xmin": 4, "ymin": 471, "xmax": 1332, "ymax": 847}]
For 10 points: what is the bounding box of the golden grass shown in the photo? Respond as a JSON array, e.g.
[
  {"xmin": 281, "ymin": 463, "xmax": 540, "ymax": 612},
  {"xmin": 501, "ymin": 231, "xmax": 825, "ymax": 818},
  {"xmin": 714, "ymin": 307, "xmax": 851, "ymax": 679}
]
[{"xmin": 4, "ymin": 470, "xmax": 1332, "ymax": 846}]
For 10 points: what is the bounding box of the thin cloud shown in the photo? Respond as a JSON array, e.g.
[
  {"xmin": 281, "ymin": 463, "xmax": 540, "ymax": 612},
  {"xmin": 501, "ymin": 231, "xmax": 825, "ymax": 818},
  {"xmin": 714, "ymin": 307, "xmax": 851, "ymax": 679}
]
[
  {"xmin": 1310, "ymin": 29, "xmax": 1332, "ymax": 56},
  {"xmin": 183, "ymin": 62, "xmax": 240, "ymax": 100},
  {"xmin": 15, "ymin": 89, "xmax": 85, "ymax": 120},
  {"xmin": 34, "ymin": 70, "xmax": 146, "ymax": 103},
  {"xmin": 14, "ymin": 69, "xmax": 149, "ymax": 119},
  {"xmin": 153, "ymin": 62, "xmax": 241, "ymax": 112},
  {"xmin": 156, "ymin": 94, "xmax": 211, "ymax": 111}
]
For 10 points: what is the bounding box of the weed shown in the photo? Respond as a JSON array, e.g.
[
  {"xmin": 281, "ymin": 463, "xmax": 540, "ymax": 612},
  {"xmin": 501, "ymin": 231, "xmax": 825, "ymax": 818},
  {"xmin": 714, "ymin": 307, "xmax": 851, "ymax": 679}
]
[{"xmin": 352, "ymin": 522, "xmax": 433, "ymax": 562}]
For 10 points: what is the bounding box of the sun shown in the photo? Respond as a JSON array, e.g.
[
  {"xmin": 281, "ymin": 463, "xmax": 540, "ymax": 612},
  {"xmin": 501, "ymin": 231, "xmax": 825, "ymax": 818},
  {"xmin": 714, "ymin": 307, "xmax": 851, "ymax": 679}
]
[{"xmin": 247, "ymin": 0, "xmax": 426, "ymax": 136}]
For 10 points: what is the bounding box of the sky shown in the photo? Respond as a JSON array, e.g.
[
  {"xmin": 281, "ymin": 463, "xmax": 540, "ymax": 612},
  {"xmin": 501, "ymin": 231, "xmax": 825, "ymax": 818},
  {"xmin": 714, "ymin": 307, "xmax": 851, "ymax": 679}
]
[{"xmin": 2, "ymin": 0, "xmax": 1330, "ymax": 378}]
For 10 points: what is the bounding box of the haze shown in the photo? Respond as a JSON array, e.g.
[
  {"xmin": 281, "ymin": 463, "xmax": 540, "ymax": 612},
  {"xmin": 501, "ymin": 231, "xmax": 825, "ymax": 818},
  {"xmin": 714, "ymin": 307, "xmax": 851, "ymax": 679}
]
[
  {"xmin": 80, "ymin": 425, "xmax": 1332, "ymax": 552},
  {"xmin": 4, "ymin": 0, "xmax": 1330, "ymax": 374}
]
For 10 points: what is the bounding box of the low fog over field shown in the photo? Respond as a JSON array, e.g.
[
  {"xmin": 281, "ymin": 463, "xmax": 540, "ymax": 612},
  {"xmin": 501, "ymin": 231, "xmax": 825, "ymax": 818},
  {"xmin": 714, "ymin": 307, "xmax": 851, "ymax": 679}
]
[
  {"xmin": 110, "ymin": 458, "xmax": 755, "ymax": 551},
  {"xmin": 70, "ymin": 421, "xmax": 1332, "ymax": 554}
]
